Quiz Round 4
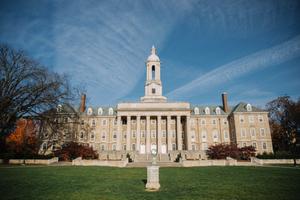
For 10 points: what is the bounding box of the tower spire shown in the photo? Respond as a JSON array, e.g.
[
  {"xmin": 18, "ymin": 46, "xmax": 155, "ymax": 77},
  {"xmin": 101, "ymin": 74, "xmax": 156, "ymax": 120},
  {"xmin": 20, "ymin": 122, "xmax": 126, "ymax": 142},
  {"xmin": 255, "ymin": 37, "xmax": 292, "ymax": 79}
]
[{"xmin": 151, "ymin": 45, "xmax": 156, "ymax": 55}]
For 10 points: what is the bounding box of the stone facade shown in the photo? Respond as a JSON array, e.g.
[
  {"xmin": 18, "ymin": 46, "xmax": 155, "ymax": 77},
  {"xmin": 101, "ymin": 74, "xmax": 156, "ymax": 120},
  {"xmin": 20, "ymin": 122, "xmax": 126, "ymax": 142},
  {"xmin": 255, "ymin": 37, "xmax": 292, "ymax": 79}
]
[{"xmin": 40, "ymin": 46, "xmax": 273, "ymax": 157}]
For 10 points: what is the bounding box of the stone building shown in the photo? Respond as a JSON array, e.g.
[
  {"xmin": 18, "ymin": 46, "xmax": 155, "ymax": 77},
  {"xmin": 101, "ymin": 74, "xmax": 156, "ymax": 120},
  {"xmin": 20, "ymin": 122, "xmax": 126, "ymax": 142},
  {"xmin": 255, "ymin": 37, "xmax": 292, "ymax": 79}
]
[{"xmin": 73, "ymin": 46, "xmax": 273, "ymax": 159}]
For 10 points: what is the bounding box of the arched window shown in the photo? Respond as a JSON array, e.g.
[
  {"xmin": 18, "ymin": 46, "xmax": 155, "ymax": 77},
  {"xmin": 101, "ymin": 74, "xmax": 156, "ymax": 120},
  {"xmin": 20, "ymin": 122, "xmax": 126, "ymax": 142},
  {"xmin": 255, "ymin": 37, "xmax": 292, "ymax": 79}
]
[
  {"xmin": 194, "ymin": 107, "xmax": 199, "ymax": 115},
  {"xmin": 152, "ymin": 65, "xmax": 155, "ymax": 80},
  {"xmin": 98, "ymin": 107, "xmax": 103, "ymax": 115},
  {"xmin": 246, "ymin": 104, "xmax": 252, "ymax": 112},
  {"xmin": 205, "ymin": 107, "xmax": 210, "ymax": 115},
  {"xmin": 87, "ymin": 107, "xmax": 93, "ymax": 115},
  {"xmin": 215, "ymin": 107, "xmax": 221, "ymax": 115},
  {"xmin": 108, "ymin": 107, "xmax": 113, "ymax": 115},
  {"xmin": 213, "ymin": 130, "xmax": 219, "ymax": 142}
]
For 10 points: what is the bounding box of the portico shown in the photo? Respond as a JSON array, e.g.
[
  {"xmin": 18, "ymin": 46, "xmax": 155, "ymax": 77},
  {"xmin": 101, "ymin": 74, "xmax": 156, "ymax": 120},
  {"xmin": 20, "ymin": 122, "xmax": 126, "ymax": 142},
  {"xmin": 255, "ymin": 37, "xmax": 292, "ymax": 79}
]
[{"xmin": 116, "ymin": 102, "xmax": 192, "ymax": 154}]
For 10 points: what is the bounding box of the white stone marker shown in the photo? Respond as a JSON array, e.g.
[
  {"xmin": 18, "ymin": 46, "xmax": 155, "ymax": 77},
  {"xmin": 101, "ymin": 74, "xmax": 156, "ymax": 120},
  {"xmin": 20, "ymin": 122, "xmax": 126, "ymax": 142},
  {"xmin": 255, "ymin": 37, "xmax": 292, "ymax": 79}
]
[{"xmin": 146, "ymin": 148, "xmax": 160, "ymax": 191}]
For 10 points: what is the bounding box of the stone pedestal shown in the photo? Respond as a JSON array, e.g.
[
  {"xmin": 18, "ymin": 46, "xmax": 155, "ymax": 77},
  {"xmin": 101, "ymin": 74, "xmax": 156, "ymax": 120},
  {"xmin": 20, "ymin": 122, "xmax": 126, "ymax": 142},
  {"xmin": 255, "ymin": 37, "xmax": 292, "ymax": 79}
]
[{"xmin": 146, "ymin": 165, "xmax": 160, "ymax": 191}]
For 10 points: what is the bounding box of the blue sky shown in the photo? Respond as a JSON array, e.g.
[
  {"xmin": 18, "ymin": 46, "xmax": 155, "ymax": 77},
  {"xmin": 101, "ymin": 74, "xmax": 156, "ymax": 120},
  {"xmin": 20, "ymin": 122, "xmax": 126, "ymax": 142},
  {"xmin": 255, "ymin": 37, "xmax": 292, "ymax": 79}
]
[{"xmin": 1, "ymin": 0, "xmax": 300, "ymax": 108}]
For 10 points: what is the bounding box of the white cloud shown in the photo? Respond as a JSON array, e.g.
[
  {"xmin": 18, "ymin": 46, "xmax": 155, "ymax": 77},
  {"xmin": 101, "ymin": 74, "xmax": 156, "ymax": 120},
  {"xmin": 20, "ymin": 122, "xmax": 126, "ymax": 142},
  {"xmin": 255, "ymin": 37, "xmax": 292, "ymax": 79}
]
[{"xmin": 167, "ymin": 35, "xmax": 300, "ymax": 99}]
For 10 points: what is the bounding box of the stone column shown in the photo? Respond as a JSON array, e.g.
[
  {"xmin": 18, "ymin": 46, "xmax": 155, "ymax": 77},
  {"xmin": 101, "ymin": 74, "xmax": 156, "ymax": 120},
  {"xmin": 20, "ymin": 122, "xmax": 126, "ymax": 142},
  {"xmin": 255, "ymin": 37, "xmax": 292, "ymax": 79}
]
[
  {"xmin": 146, "ymin": 116, "xmax": 151, "ymax": 154},
  {"xmin": 167, "ymin": 116, "xmax": 172, "ymax": 152},
  {"xmin": 157, "ymin": 115, "xmax": 162, "ymax": 154},
  {"xmin": 136, "ymin": 115, "xmax": 141, "ymax": 152},
  {"xmin": 176, "ymin": 115, "xmax": 182, "ymax": 150},
  {"xmin": 186, "ymin": 116, "xmax": 192, "ymax": 150},
  {"xmin": 126, "ymin": 116, "xmax": 131, "ymax": 151},
  {"xmin": 116, "ymin": 116, "xmax": 122, "ymax": 151}
]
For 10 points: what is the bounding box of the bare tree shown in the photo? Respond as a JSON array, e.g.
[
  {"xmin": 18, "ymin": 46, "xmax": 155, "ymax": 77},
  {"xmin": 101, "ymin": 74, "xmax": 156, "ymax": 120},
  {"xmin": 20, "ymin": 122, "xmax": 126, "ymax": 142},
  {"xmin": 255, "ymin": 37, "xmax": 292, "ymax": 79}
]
[{"xmin": 0, "ymin": 44, "xmax": 73, "ymax": 151}]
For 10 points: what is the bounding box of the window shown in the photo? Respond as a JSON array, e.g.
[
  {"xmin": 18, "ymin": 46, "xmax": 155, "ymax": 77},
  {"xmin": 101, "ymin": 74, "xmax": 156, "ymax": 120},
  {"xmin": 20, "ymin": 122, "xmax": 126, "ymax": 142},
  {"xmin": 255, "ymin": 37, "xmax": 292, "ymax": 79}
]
[
  {"xmin": 108, "ymin": 107, "xmax": 114, "ymax": 115},
  {"xmin": 162, "ymin": 130, "xmax": 166, "ymax": 137},
  {"xmin": 132, "ymin": 131, "xmax": 136, "ymax": 138},
  {"xmin": 102, "ymin": 119, "xmax": 107, "ymax": 126},
  {"xmin": 191, "ymin": 131, "xmax": 195, "ymax": 142},
  {"xmin": 64, "ymin": 117, "xmax": 68, "ymax": 123},
  {"xmin": 141, "ymin": 130, "xmax": 145, "ymax": 138},
  {"xmin": 213, "ymin": 130, "xmax": 218, "ymax": 142},
  {"xmin": 98, "ymin": 108, "xmax": 103, "ymax": 115},
  {"xmin": 201, "ymin": 131, "xmax": 207, "ymax": 142},
  {"xmin": 249, "ymin": 115, "xmax": 254, "ymax": 123},
  {"xmin": 212, "ymin": 119, "xmax": 216, "ymax": 125},
  {"xmin": 151, "ymin": 130, "xmax": 156, "ymax": 138},
  {"xmin": 224, "ymin": 131, "xmax": 229, "ymax": 139},
  {"xmin": 201, "ymin": 119, "xmax": 206, "ymax": 125},
  {"xmin": 132, "ymin": 143, "xmax": 136, "ymax": 151},
  {"xmin": 131, "ymin": 120, "xmax": 136, "ymax": 124},
  {"xmin": 223, "ymin": 119, "xmax": 228, "ymax": 125},
  {"xmin": 172, "ymin": 131, "xmax": 176, "ymax": 138},
  {"xmin": 215, "ymin": 107, "xmax": 221, "ymax": 115},
  {"xmin": 152, "ymin": 88, "xmax": 156, "ymax": 94},
  {"xmin": 262, "ymin": 142, "xmax": 267, "ymax": 150},
  {"xmin": 80, "ymin": 131, "xmax": 84, "ymax": 140},
  {"xmin": 194, "ymin": 107, "xmax": 199, "ymax": 115},
  {"xmin": 141, "ymin": 120, "xmax": 145, "ymax": 124},
  {"xmin": 57, "ymin": 104, "xmax": 62, "ymax": 112},
  {"xmin": 152, "ymin": 65, "xmax": 155, "ymax": 80},
  {"xmin": 102, "ymin": 132, "xmax": 106, "ymax": 141},
  {"xmin": 90, "ymin": 132, "xmax": 95, "ymax": 141},
  {"xmin": 258, "ymin": 115, "xmax": 264, "ymax": 122},
  {"xmin": 112, "ymin": 144, "xmax": 116, "ymax": 151},
  {"xmin": 151, "ymin": 120, "xmax": 156, "ymax": 124},
  {"xmin": 87, "ymin": 107, "xmax": 93, "ymax": 115},
  {"xmin": 114, "ymin": 119, "xmax": 117, "ymax": 125},
  {"xmin": 123, "ymin": 145, "xmax": 126, "ymax": 151},
  {"xmin": 162, "ymin": 119, "xmax": 166, "ymax": 124},
  {"xmin": 241, "ymin": 128, "xmax": 246, "ymax": 138},
  {"xmin": 239, "ymin": 115, "xmax": 245, "ymax": 123},
  {"xmin": 252, "ymin": 142, "xmax": 257, "ymax": 148},
  {"xmin": 172, "ymin": 143, "xmax": 176, "ymax": 151},
  {"xmin": 123, "ymin": 132, "xmax": 127, "ymax": 139},
  {"xmin": 80, "ymin": 120, "xmax": 84, "ymax": 125},
  {"xmin": 205, "ymin": 107, "xmax": 210, "ymax": 115},
  {"xmin": 246, "ymin": 104, "xmax": 252, "ymax": 112},
  {"xmin": 202, "ymin": 143, "xmax": 208, "ymax": 151},
  {"xmin": 92, "ymin": 119, "xmax": 96, "ymax": 126},
  {"xmin": 250, "ymin": 128, "xmax": 256, "ymax": 137},
  {"xmin": 192, "ymin": 145, "xmax": 196, "ymax": 151},
  {"xmin": 113, "ymin": 132, "xmax": 117, "ymax": 140},
  {"xmin": 101, "ymin": 145, "xmax": 105, "ymax": 151},
  {"xmin": 260, "ymin": 128, "xmax": 265, "ymax": 137}
]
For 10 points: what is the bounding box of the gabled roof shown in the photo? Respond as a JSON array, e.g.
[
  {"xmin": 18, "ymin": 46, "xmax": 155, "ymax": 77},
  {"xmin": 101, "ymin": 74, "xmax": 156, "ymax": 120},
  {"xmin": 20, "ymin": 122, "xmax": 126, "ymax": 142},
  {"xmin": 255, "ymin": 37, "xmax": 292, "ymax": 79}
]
[{"xmin": 231, "ymin": 102, "xmax": 266, "ymax": 113}]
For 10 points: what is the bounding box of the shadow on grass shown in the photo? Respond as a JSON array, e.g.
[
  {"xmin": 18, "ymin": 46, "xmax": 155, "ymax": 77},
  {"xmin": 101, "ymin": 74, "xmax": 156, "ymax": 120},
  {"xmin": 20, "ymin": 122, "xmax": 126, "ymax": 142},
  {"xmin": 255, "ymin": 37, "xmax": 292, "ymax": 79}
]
[{"xmin": 142, "ymin": 179, "xmax": 147, "ymax": 186}]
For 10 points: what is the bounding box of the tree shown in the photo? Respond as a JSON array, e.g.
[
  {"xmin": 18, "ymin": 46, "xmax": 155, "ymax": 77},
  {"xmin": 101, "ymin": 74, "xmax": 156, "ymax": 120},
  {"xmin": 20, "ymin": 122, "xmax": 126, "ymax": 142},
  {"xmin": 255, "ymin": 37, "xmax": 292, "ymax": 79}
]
[
  {"xmin": 266, "ymin": 96, "xmax": 300, "ymax": 166},
  {"xmin": 0, "ymin": 44, "xmax": 72, "ymax": 152}
]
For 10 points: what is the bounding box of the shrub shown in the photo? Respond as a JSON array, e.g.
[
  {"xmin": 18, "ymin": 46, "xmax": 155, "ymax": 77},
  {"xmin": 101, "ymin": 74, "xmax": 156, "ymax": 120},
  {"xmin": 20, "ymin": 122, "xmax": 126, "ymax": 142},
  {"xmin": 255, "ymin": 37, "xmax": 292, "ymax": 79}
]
[
  {"xmin": 256, "ymin": 151, "xmax": 300, "ymax": 159},
  {"xmin": 206, "ymin": 143, "xmax": 256, "ymax": 160},
  {"xmin": 54, "ymin": 142, "xmax": 98, "ymax": 161}
]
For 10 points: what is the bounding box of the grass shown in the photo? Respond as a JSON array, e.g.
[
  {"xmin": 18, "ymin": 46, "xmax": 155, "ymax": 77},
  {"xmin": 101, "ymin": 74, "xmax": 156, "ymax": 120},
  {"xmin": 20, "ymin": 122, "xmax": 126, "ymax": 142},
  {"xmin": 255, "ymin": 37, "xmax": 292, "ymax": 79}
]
[{"xmin": 0, "ymin": 166, "xmax": 300, "ymax": 200}]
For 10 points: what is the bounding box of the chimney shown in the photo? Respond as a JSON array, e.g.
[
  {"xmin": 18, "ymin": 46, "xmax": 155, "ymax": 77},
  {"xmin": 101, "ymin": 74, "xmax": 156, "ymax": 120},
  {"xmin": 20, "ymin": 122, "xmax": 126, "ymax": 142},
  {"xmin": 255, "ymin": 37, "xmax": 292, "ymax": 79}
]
[
  {"xmin": 222, "ymin": 92, "xmax": 229, "ymax": 113},
  {"xmin": 80, "ymin": 94, "xmax": 86, "ymax": 113}
]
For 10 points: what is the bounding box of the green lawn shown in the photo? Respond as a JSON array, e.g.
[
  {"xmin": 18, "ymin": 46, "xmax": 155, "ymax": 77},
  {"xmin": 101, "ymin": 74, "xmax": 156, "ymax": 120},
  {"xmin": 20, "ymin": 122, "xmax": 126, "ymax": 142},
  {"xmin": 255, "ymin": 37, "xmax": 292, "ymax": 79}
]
[{"xmin": 0, "ymin": 166, "xmax": 299, "ymax": 200}]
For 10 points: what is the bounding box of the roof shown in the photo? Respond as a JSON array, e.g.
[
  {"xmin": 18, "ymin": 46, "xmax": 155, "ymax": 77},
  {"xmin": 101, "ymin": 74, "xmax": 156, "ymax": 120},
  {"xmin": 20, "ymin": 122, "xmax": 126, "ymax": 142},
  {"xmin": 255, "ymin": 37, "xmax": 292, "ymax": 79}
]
[
  {"xmin": 231, "ymin": 102, "xmax": 266, "ymax": 113},
  {"xmin": 191, "ymin": 105, "xmax": 228, "ymax": 115},
  {"xmin": 79, "ymin": 106, "xmax": 117, "ymax": 116}
]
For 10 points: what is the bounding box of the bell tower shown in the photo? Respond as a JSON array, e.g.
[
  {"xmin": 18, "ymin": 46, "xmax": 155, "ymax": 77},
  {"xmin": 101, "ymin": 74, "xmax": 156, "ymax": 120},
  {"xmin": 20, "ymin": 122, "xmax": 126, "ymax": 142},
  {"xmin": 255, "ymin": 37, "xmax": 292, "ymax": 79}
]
[{"xmin": 141, "ymin": 46, "xmax": 167, "ymax": 103}]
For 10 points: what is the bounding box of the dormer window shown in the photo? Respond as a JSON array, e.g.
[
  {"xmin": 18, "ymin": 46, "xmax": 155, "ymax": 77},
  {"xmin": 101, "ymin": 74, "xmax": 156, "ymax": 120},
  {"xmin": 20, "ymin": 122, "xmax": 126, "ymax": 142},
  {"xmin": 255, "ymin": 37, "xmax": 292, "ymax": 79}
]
[
  {"xmin": 57, "ymin": 104, "xmax": 62, "ymax": 112},
  {"xmin": 215, "ymin": 107, "xmax": 221, "ymax": 115},
  {"xmin": 194, "ymin": 107, "xmax": 199, "ymax": 115},
  {"xmin": 108, "ymin": 107, "xmax": 114, "ymax": 115},
  {"xmin": 87, "ymin": 107, "xmax": 93, "ymax": 115},
  {"xmin": 98, "ymin": 107, "xmax": 103, "ymax": 115},
  {"xmin": 205, "ymin": 107, "xmax": 210, "ymax": 115},
  {"xmin": 246, "ymin": 104, "xmax": 252, "ymax": 112}
]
